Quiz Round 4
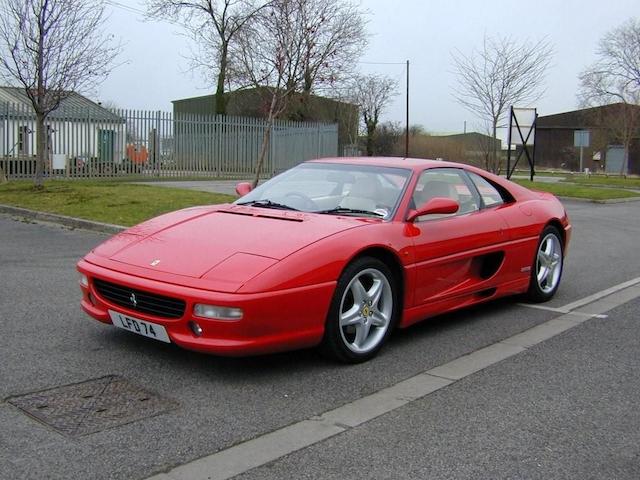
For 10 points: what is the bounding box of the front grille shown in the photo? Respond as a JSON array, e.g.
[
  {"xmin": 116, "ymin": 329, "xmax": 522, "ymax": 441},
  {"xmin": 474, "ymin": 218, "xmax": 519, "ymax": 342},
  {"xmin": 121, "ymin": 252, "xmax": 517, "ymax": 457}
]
[{"xmin": 93, "ymin": 278, "xmax": 186, "ymax": 319}]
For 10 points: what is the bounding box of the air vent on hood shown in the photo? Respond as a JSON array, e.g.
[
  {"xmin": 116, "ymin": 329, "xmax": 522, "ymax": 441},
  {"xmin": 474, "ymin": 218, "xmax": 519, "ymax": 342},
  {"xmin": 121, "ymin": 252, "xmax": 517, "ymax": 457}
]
[{"xmin": 218, "ymin": 210, "xmax": 304, "ymax": 222}]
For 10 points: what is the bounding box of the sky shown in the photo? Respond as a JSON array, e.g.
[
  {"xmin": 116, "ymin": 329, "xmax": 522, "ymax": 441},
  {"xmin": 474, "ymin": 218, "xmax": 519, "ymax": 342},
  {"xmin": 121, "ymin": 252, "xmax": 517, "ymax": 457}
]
[{"xmin": 96, "ymin": 0, "xmax": 639, "ymax": 135}]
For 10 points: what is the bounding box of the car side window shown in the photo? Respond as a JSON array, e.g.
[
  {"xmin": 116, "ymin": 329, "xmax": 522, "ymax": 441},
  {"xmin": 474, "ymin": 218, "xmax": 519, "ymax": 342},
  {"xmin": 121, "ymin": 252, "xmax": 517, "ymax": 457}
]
[
  {"xmin": 412, "ymin": 168, "xmax": 479, "ymax": 221},
  {"xmin": 467, "ymin": 172, "xmax": 505, "ymax": 208}
]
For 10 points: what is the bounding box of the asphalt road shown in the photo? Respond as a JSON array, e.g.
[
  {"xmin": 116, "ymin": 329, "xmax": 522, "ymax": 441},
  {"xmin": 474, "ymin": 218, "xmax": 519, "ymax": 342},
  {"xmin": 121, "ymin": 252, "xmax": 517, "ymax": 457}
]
[{"xmin": 0, "ymin": 199, "xmax": 639, "ymax": 480}]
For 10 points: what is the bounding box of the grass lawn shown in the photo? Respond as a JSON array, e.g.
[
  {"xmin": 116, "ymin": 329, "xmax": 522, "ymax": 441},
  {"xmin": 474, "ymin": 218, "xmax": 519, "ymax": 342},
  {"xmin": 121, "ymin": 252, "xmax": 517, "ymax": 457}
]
[
  {"xmin": 513, "ymin": 170, "xmax": 570, "ymax": 178},
  {"xmin": 560, "ymin": 175, "xmax": 640, "ymax": 189},
  {"xmin": 0, "ymin": 180, "xmax": 236, "ymax": 226},
  {"xmin": 513, "ymin": 179, "xmax": 640, "ymax": 201}
]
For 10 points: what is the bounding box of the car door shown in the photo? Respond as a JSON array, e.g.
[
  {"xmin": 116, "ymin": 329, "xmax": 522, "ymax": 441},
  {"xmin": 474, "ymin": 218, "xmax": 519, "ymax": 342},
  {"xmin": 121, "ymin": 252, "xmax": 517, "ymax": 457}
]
[{"xmin": 408, "ymin": 168, "xmax": 509, "ymax": 305}]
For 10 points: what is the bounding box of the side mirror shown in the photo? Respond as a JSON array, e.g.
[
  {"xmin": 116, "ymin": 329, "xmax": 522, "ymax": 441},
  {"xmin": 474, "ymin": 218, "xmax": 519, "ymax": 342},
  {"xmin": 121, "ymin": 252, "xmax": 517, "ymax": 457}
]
[
  {"xmin": 407, "ymin": 197, "xmax": 459, "ymax": 222},
  {"xmin": 235, "ymin": 182, "xmax": 253, "ymax": 196}
]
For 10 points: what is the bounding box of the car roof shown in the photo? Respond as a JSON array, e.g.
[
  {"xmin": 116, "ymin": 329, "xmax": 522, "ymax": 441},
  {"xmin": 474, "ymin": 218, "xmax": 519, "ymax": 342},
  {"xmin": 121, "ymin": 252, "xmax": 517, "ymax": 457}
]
[{"xmin": 307, "ymin": 157, "xmax": 464, "ymax": 172}]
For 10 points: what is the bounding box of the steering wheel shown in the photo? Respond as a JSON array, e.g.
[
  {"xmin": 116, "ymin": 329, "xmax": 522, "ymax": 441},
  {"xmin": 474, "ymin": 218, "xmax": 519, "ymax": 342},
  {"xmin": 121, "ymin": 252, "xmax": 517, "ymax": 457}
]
[{"xmin": 284, "ymin": 191, "xmax": 317, "ymax": 210}]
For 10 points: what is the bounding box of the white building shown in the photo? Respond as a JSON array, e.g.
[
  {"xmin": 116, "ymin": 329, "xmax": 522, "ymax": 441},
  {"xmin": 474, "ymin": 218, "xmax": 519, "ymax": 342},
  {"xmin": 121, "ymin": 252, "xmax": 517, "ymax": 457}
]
[{"xmin": 0, "ymin": 86, "xmax": 126, "ymax": 173}]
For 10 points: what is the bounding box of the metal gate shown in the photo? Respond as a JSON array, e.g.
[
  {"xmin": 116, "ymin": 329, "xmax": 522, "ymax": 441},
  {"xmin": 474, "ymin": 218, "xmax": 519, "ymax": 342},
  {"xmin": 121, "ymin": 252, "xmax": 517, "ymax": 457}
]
[{"xmin": 605, "ymin": 145, "xmax": 627, "ymax": 174}]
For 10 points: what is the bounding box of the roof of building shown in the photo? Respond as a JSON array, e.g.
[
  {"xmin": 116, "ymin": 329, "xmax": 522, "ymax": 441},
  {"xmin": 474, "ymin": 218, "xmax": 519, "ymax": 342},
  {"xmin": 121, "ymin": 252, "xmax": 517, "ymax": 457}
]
[
  {"xmin": 538, "ymin": 103, "xmax": 640, "ymax": 129},
  {"xmin": 439, "ymin": 132, "xmax": 495, "ymax": 141},
  {"xmin": 172, "ymin": 87, "xmax": 357, "ymax": 117},
  {"xmin": 0, "ymin": 86, "xmax": 124, "ymax": 122}
]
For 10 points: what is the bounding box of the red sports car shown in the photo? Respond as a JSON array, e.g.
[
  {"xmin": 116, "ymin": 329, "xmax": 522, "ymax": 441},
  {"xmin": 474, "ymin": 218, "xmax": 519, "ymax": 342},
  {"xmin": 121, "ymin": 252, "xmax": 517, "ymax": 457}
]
[{"xmin": 77, "ymin": 158, "xmax": 571, "ymax": 363}]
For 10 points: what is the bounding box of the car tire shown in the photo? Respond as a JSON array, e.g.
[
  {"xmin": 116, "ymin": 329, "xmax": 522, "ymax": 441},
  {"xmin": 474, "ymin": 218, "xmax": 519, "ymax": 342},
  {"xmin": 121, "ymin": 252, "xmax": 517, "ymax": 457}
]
[
  {"xmin": 526, "ymin": 225, "xmax": 564, "ymax": 303},
  {"xmin": 320, "ymin": 257, "xmax": 398, "ymax": 363}
]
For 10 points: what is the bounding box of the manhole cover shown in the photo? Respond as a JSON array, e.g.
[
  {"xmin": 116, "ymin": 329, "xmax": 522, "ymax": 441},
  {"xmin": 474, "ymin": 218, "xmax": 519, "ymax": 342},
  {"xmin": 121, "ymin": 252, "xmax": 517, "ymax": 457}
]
[{"xmin": 7, "ymin": 375, "xmax": 177, "ymax": 437}]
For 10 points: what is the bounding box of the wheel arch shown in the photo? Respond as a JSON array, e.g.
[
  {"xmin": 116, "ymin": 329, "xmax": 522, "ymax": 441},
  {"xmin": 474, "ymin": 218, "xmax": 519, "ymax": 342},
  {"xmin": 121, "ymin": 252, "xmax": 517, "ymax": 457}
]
[
  {"xmin": 546, "ymin": 219, "xmax": 566, "ymax": 250},
  {"xmin": 348, "ymin": 246, "xmax": 405, "ymax": 314}
]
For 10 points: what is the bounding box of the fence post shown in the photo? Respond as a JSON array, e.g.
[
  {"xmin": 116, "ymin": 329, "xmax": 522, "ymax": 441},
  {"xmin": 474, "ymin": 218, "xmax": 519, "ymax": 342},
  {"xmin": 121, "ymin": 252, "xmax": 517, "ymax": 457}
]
[{"xmin": 156, "ymin": 110, "xmax": 161, "ymax": 177}]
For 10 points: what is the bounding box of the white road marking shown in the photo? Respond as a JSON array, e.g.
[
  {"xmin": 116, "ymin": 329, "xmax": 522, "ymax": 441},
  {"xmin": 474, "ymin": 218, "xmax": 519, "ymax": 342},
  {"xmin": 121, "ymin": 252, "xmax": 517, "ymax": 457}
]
[
  {"xmin": 147, "ymin": 281, "xmax": 640, "ymax": 480},
  {"xmin": 559, "ymin": 276, "xmax": 640, "ymax": 312},
  {"xmin": 517, "ymin": 303, "xmax": 570, "ymax": 313},
  {"xmin": 517, "ymin": 303, "xmax": 608, "ymax": 319}
]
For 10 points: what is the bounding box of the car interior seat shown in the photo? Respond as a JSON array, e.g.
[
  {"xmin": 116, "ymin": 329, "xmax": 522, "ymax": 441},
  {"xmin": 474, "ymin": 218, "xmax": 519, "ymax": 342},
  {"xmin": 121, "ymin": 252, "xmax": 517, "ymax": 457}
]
[
  {"xmin": 340, "ymin": 176, "xmax": 381, "ymax": 212},
  {"xmin": 413, "ymin": 180, "xmax": 458, "ymax": 208}
]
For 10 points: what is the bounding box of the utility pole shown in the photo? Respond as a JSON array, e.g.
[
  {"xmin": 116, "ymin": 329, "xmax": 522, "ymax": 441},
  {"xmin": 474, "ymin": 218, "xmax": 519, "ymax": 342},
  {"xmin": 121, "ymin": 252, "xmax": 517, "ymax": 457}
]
[{"xmin": 405, "ymin": 60, "xmax": 409, "ymax": 158}]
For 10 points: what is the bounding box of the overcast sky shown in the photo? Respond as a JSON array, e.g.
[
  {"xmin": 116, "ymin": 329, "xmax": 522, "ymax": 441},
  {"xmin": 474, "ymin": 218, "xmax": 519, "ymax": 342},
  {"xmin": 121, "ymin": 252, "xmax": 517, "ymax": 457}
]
[{"xmin": 97, "ymin": 0, "xmax": 638, "ymax": 134}]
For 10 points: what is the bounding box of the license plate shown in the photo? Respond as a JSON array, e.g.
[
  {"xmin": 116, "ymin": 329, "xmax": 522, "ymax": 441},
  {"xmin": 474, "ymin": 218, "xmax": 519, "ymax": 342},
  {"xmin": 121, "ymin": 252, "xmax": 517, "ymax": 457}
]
[{"xmin": 108, "ymin": 310, "xmax": 171, "ymax": 343}]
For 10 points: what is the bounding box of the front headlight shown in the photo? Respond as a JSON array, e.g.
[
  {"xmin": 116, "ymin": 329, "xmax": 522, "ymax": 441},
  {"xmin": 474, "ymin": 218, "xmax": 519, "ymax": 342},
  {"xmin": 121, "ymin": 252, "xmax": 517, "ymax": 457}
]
[
  {"xmin": 193, "ymin": 304, "xmax": 243, "ymax": 321},
  {"xmin": 79, "ymin": 273, "xmax": 89, "ymax": 288}
]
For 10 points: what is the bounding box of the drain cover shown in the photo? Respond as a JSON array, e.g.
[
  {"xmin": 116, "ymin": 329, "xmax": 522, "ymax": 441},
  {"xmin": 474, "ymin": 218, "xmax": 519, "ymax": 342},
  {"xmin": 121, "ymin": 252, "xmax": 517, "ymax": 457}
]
[{"xmin": 7, "ymin": 375, "xmax": 177, "ymax": 436}]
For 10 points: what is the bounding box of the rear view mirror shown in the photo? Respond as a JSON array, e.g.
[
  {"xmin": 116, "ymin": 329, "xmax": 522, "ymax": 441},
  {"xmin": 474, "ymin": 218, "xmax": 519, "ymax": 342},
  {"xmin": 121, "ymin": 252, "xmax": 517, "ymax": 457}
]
[
  {"xmin": 235, "ymin": 182, "xmax": 253, "ymax": 196},
  {"xmin": 407, "ymin": 197, "xmax": 459, "ymax": 222}
]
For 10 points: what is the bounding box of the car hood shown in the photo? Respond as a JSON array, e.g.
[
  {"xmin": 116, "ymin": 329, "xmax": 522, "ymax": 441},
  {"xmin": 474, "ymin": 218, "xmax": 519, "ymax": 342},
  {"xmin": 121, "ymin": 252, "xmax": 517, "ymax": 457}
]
[{"xmin": 92, "ymin": 204, "xmax": 368, "ymax": 284}]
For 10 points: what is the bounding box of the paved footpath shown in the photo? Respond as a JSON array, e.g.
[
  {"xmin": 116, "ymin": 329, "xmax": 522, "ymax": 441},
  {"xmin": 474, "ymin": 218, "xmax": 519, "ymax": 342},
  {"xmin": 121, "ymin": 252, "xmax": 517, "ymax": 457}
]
[{"xmin": 0, "ymin": 199, "xmax": 639, "ymax": 480}]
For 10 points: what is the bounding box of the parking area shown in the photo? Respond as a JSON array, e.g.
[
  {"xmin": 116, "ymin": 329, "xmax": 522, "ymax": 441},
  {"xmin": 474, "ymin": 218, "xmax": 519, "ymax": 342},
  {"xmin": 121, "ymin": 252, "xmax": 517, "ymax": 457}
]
[{"xmin": 1, "ymin": 199, "xmax": 639, "ymax": 480}]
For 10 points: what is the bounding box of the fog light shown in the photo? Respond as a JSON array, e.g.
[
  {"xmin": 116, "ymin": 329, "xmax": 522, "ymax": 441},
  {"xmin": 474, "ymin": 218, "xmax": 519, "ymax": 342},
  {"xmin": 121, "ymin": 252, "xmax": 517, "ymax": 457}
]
[
  {"xmin": 193, "ymin": 304, "xmax": 243, "ymax": 320},
  {"xmin": 88, "ymin": 292, "xmax": 97, "ymax": 306},
  {"xmin": 189, "ymin": 321, "xmax": 203, "ymax": 337},
  {"xmin": 79, "ymin": 273, "xmax": 89, "ymax": 288}
]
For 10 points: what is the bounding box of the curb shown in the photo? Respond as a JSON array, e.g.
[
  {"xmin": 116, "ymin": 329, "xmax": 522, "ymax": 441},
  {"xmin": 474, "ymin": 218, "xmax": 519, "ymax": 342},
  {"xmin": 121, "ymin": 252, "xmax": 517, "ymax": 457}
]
[{"xmin": 0, "ymin": 204, "xmax": 126, "ymax": 234}]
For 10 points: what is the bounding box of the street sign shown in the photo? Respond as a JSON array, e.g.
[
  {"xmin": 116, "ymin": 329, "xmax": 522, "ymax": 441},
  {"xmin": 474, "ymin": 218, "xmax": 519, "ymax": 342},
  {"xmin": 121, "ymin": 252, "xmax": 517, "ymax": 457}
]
[
  {"xmin": 574, "ymin": 130, "xmax": 590, "ymax": 148},
  {"xmin": 506, "ymin": 106, "xmax": 537, "ymax": 180},
  {"xmin": 510, "ymin": 108, "xmax": 536, "ymax": 146}
]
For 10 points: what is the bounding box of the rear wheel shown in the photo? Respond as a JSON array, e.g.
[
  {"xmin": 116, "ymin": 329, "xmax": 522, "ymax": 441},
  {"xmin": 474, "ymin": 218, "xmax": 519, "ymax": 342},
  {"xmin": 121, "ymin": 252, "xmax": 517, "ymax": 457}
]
[
  {"xmin": 526, "ymin": 225, "xmax": 564, "ymax": 302},
  {"xmin": 321, "ymin": 257, "xmax": 398, "ymax": 363}
]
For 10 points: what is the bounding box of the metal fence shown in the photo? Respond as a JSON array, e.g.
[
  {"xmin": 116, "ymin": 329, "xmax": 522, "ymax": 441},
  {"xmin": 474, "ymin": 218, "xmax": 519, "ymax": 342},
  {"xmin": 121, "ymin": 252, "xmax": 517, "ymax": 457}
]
[{"xmin": 0, "ymin": 103, "xmax": 339, "ymax": 179}]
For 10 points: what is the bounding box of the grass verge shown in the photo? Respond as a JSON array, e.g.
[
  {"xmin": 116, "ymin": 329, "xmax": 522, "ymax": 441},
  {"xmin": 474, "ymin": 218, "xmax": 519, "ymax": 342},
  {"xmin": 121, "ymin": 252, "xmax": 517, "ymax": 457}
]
[
  {"xmin": 513, "ymin": 170, "xmax": 570, "ymax": 178},
  {"xmin": 0, "ymin": 180, "xmax": 235, "ymax": 226},
  {"xmin": 560, "ymin": 176, "xmax": 640, "ymax": 189},
  {"xmin": 513, "ymin": 179, "xmax": 640, "ymax": 201}
]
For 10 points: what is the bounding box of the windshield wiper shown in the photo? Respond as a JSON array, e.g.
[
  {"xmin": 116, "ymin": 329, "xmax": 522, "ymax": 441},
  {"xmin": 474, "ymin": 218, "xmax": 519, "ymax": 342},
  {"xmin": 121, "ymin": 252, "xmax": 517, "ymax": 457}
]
[
  {"xmin": 315, "ymin": 207, "xmax": 384, "ymax": 217},
  {"xmin": 237, "ymin": 199, "xmax": 299, "ymax": 211}
]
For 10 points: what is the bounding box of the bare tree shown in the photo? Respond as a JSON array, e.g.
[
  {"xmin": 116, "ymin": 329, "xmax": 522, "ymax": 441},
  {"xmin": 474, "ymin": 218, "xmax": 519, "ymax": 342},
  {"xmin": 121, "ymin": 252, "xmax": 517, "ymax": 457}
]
[
  {"xmin": 350, "ymin": 74, "xmax": 397, "ymax": 156},
  {"xmin": 277, "ymin": 0, "xmax": 368, "ymax": 123},
  {"xmin": 452, "ymin": 36, "xmax": 553, "ymax": 173},
  {"xmin": 294, "ymin": 0, "xmax": 367, "ymax": 95},
  {"xmin": 230, "ymin": 0, "xmax": 366, "ymax": 184},
  {"xmin": 471, "ymin": 121, "xmax": 501, "ymax": 170},
  {"xmin": 0, "ymin": 0, "xmax": 119, "ymax": 187},
  {"xmin": 579, "ymin": 18, "xmax": 640, "ymax": 174},
  {"xmin": 231, "ymin": 0, "xmax": 309, "ymax": 187},
  {"xmin": 147, "ymin": 0, "xmax": 272, "ymax": 115}
]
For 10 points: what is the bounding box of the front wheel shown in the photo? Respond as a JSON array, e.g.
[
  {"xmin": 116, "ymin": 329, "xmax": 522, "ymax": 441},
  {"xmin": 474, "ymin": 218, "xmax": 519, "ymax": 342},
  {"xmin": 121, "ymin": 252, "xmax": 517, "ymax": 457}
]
[
  {"xmin": 526, "ymin": 225, "xmax": 564, "ymax": 302},
  {"xmin": 321, "ymin": 257, "xmax": 398, "ymax": 363}
]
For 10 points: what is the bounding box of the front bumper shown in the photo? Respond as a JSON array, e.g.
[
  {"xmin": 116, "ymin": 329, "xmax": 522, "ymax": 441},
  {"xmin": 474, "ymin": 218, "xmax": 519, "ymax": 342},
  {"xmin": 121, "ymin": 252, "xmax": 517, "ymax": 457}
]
[{"xmin": 77, "ymin": 259, "xmax": 335, "ymax": 356}]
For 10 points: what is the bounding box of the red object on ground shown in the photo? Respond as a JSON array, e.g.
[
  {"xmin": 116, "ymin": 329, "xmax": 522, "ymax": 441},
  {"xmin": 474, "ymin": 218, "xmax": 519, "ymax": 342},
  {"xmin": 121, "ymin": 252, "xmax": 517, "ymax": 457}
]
[{"xmin": 126, "ymin": 144, "xmax": 148, "ymax": 164}]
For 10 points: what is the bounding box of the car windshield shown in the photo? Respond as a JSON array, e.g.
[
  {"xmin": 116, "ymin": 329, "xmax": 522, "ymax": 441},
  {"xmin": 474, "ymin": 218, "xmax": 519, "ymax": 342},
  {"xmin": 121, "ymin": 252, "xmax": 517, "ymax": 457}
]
[{"xmin": 235, "ymin": 162, "xmax": 412, "ymax": 219}]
